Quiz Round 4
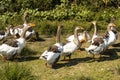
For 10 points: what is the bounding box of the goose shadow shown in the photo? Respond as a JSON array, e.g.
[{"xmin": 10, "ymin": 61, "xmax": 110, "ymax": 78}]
[
  {"xmin": 27, "ymin": 36, "xmax": 45, "ymax": 42},
  {"xmin": 13, "ymin": 47, "xmax": 39, "ymax": 62},
  {"xmin": 14, "ymin": 56, "xmax": 39, "ymax": 62},
  {"xmin": 54, "ymin": 57, "xmax": 93, "ymax": 69},
  {"xmin": 112, "ymin": 43, "xmax": 120, "ymax": 47},
  {"xmin": 96, "ymin": 48, "xmax": 120, "ymax": 62}
]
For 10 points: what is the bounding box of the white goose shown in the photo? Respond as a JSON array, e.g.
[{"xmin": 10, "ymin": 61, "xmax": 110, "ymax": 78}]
[
  {"xmin": 105, "ymin": 22, "xmax": 117, "ymax": 47},
  {"xmin": 62, "ymin": 27, "xmax": 81, "ymax": 60},
  {"xmin": 40, "ymin": 25, "xmax": 63, "ymax": 68},
  {"xmin": 0, "ymin": 24, "xmax": 31, "ymax": 61},
  {"xmin": 85, "ymin": 21, "xmax": 107, "ymax": 59}
]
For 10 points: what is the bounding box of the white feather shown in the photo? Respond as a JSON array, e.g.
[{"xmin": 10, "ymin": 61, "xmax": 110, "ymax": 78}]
[
  {"xmin": 85, "ymin": 42, "xmax": 106, "ymax": 55},
  {"xmin": 62, "ymin": 41, "xmax": 78, "ymax": 56},
  {"xmin": 107, "ymin": 31, "xmax": 117, "ymax": 46},
  {"xmin": 40, "ymin": 43, "xmax": 63, "ymax": 65},
  {"xmin": 0, "ymin": 37, "xmax": 25, "ymax": 59}
]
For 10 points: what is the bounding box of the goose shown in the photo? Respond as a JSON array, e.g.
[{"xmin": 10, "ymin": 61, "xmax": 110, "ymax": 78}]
[
  {"xmin": 0, "ymin": 24, "xmax": 31, "ymax": 61},
  {"xmin": 40, "ymin": 25, "xmax": 63, "ymax": 68},
  {"xmin": 62, "ymin": 27, "xmax": 81, "ymax": 61},
  {"xmin": 104, "ymin": 22, "xmax": 117, "ymax": 47},
  {"xmin": 85, "ymin": 21, "xmax": 108, "ymax": 59}
]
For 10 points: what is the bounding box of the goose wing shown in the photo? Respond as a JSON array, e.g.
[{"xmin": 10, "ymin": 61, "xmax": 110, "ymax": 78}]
[
  {"xmin": 0, "ymin": 30, "xmax": 5, "ymax": 35},
  {"xmin": 3, "ymin": 39, "xmax": 18, "ymax": 47}
]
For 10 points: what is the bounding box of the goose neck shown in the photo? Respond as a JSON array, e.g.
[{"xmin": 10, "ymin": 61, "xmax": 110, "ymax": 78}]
[
  {"xmin": 56, "ymin": 26, "xmax": 61, "ymax": 43},
  {"xmin": 73, "ymin": 29, "xmax": 80, "ymax": 46}
]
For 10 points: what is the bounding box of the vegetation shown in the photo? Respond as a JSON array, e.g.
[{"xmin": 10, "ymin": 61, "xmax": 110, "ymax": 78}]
[
  {"xmin": 0, "ymin": 0, "xmax": 120, "ymax": 80},
  {"xmin": 0, "ymin": 0, "xmax": 120, "ymax": 35},
  {"xmin": 0, "ymin": 62, "xmax": 35, "ymax": 80}
]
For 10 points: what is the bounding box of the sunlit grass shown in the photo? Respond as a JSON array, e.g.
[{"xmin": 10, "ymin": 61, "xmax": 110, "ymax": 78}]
[
  {"xmin": 0, "ymin": 34, "xmax": 120, "ymax": 80},
  {"xmin": 0, "ymin": 62, "xmax": 35, "ymax": 80}
]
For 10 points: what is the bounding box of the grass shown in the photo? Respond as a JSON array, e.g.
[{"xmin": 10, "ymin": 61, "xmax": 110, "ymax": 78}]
[
  {"xmin": 0, "ymin": 62, "xmax": 35, "ymax": 80},
  {"xmin": 0, "ymin": 32, "xmax": 120, "ymax": 80}
]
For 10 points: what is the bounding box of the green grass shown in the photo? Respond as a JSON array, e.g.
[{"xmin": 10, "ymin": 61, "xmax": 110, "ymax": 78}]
[
  {"xmin": 0, "ymin": 62, "xmax": 35, "ymax": 80},
  {"xmin": 0, "ymin": 33, "xmax": 120, "ymax": 80}
]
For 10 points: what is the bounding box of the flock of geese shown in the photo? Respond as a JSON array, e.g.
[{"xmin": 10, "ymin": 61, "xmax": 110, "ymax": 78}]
[
  {"xmin": 0, "ymin": 12, "xmax": 118, "ymax": 68},
  {"xmin": 40, "ymin": 21, "xmax": 118, "ymax": 68}
]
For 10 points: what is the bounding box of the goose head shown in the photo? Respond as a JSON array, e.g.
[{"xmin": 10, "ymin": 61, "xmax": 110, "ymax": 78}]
[
  {"xmin": 24, "ymin": 12, "xmax": 29, "ymax": 19},
  {"xmin": 20, "ymin": 24, "xmax": 33, "ymax": 38},
  {"xmin": 91, "ymin": 21, "xmax": 98, "ymax": 36},
  {"xmin": 23, "ymin": 12, "xmax": 29, "ymax": 26},
  {"xmin": 75, "ymin": 26, "xmax": 84, "ymax": 31},
  {"xmin": 58, "ymin": 25, "xmax": 63, "ymax": 31},
  {"xmin": 28, "ymin": 23, "xmax": 36, "ymax": 27},
  {"xmin": 107, "ymin": 23, "xmax": 116, "ymax": 31},
  {"xmin": 91, "ymin": 21, "xmax": 97, "ymax": 26},
  {"xmin": 80, "ymin": 31, "xmax": 89, "ymax": 43},
  {"xmin": 73, "ymin": 26, "xmax": 83, "ymax": 46}
]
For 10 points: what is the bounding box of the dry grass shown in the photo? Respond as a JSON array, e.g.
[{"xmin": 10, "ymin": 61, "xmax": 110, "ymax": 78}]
[{"xmin": 0, "ymin": 34, "xmax": 120, "ymax": 80}]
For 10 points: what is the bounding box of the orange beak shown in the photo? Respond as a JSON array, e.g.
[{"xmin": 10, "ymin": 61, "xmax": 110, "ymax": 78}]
[{"xmin": 29, "ymin": 23, "xmax": 36, "ymax": 27}]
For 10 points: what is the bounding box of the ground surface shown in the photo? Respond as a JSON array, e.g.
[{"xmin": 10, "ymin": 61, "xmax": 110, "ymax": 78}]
[{"xmin": 0, "ymin": 33, "xmax": 120, "ymax": 80}]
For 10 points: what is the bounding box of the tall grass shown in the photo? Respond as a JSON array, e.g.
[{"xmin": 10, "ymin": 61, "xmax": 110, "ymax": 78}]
[{"xmin": 0, "ymin": 63, "xmax": 35, "ymax": 80}]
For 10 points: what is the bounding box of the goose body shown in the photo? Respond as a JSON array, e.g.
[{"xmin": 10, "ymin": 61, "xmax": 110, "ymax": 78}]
[
  {"xmin": 40, "ymin": 25, "xmax": 63, "ymax": 68},
  {"xmin": 40, "ymin": 43, "xmax": 63, "ymax": 65},
  {"xmin": 0, "ymin": 25, "xmax": 31, "ymax": 60},
  {"xmin": 107, "ymin": 30, "xmax": 116, "ymax": 46},
  {"xmin": 85, "ymin": 38, "xmax": 107, "ymax": 55},
  {"xmin": 0, "ymin": 38, "xmax": 25, "ymax": 59},
  {"xmin": 62, "ymin": 41, "xmax": 78, "ymax": 55},
  {"xmin": 105, "ymin": 23, "xmax": 117, "ymax": 46}
]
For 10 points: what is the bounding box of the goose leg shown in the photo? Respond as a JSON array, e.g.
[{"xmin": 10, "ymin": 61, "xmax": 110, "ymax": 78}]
[
  {"xmin": 10, "ymin": 53, "xmax": 19, "ymax": 61},
  {"xmin": 92, "ymin": 54, "xmax": 95, "ymax": 61},
  {"xmin": 63, "ymin": 56, "xmax": 66, "ymax": 61},
  {"xmin": 2, "ymin": 56, "xmax": 7, "ymax": 61},
  {"xmin": 99, "ymin": 54, "xmax": 102, "ymax": 59},
  {"xmin": 68, "ymin": 53, "xmax": 72, "ymax": 61},
  {"xmin": 45, "ymin": 63, "xmax": 48, "ymax": 67},
  {"xmin": 45, "ymin": 63, "xmax": 53, "ymax": 68},
  {"xmin": 34, "ymin": 31, "xmax": 39, "ymax": 40}
]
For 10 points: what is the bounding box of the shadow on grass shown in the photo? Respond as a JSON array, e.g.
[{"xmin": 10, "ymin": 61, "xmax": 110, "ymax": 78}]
[
  {"xmin": 54, "ymin": 57, "xmax": 93, "ymax": 69},
  {"xmin": 14, "ymin": 56, "xmax": 39, "ymax": 62},
  {"xmin": 97, "ymin": 48, "xmax": 120, "ymax": 62},
  {"xmin": 13, "ymin": 47, "xmax": 39, "ymax": 62},
  {"xmin": 112, "ymin": 43, "xmax": 120, "ymax": 47},
  {"xmin": 27, "ymin": 36, "xmax": 45, "ymax": 42}
]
